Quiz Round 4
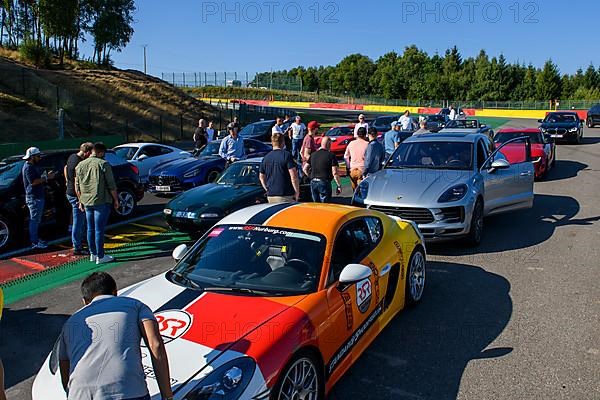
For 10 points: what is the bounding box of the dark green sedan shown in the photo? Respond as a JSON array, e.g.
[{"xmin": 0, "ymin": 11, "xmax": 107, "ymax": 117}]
[{"xmin": 163, "ymin": 160, "xmax": 267, "ymax": 235}]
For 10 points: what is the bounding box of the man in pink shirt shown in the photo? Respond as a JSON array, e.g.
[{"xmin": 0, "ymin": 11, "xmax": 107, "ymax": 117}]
[{"xmin": 344, "ymin": 126, "xmax": 369, "ymax": 190}]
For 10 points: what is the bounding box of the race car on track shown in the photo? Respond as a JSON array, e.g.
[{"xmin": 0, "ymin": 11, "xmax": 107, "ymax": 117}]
[
  {"xmin": 494, "ymin": 128, "xmax": 556, "ymax": 179},
  {"xmin": 352, "ymin": 133, "xmax": 534, "ymax": 245},
  {"xmin": 314, "ymin": 125, "xmax": 355, "ymax": 158},
  {"xmin": 147, "ymin": 139, "xmax": 272, "ymax": 195},
  {"xmin": 538, "ymin": 112, "xmax": 584, "ymax": 144},
  {"xmin": 33, "ymin": 203, "xmax": 426, "ymax": 400}
]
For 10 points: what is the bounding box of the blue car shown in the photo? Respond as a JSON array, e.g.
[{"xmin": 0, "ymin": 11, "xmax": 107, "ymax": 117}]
[{"xmin": 147, "ymin": 139, "xmax": 272, "ymax": 195}]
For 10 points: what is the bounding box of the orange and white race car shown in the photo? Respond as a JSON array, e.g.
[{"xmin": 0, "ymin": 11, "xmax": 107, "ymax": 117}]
[{"xmin": 33, "ymin": 203, "xmax": 426, "ymax": 400}]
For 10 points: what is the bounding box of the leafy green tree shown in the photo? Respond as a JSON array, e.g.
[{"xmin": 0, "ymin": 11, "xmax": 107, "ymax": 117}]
[
  {"xmin": 536, "ymin": 60, "xmax": 562, "ymax": 100},
  {"xmin": 334, "ymin": 54, "xmax": 375, "ymax": 97}
]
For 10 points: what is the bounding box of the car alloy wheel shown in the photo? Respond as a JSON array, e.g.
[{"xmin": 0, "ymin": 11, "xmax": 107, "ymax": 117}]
[
  {"xmin": 0, "ymin": 218, "xmax": 10, "ymax": 250},
  {"xmin": 467, "ymin": 200, "xmax": 484, "ymax": 246},
  {"xmin": 276, "ymin": 356, "xmax": 321, "ymax": 400},
  {"xmin": 207, "ymin": 170, "xmax": 220, "ymax": 183},
  {"xmin": 587, "ymin": 118, "xmax": 594, "ymax": 128},
  {"xmin": 116, "ymin": 189, "xmax": 136, "ymax": 217},
  {"xmin": 407, "ymin": 249, "xmax": 426, "ymax": 304}
]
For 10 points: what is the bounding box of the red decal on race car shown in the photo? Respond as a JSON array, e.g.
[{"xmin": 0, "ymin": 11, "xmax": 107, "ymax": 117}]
[
  {"xmin": 208, "ymin": 228, "xmax": 224, "ymax": 237},
  {"xmin": 153, "ymin": 310, "xmax": 192, "ymax": 344}
]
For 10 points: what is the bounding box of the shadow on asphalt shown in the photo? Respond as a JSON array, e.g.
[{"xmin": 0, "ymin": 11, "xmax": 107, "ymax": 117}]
[
  {"xmin": 1, "ymin": 307, "xmax": 69, "ymax": 387},
  {"xmin": 331, "ymin": 261, "xmax": 512, "ymax": 400},
  {"xmin": 542, "ymin": 160, "xmax": 588, "ymax": 182},
  {"xmin": 429, "ymin": 194, "xmax": 600, "ymax": 256}
]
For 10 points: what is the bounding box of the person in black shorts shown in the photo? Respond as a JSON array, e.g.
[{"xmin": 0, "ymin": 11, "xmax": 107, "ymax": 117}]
[{"xmin": 303, "ymin": 136, "xmax": 342, "ymax": 203}]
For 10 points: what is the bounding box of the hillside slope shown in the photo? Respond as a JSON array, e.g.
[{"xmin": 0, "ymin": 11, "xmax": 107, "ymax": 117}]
[{"xmin": 0, "ymin": 56, "xmax": 220, "ymax": 143}]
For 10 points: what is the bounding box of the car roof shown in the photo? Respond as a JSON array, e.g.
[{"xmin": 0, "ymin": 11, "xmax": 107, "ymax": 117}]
[
  {"xmin": 404, "ymin": 133, "xmax": 484, "ymax": 143},
  {"xmin": 497, "ymin": 128, "xmax": 540, "ymax": 133},
  {"xmin": 217, "ymin": 203, "xmax": 370, "ymax": 238}
]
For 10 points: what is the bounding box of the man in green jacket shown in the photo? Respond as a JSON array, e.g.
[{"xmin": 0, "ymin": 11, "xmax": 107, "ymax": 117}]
[{"xmin": 75, "ymin": 143, "xmax": 119, "ymax": 265}]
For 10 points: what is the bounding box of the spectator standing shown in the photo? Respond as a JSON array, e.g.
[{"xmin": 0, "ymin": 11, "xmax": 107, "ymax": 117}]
[
  {"xmin": 384, "ymin": 121, "xmax": 402, "ymax": 158},
  {"xmin": 303, "ymin": 136, "xmax": 342, "ymax": 203},
  {"xmin": 272, "ymin": 116, "xmax": 284, "ymax": 135},
  {"xmin": 413, "ymin": 120, "xmax": 431, "ymax": 135},
  {"xmin": 218, "ymin": 122, "xmax": 245, "ymax": 163},
  {"xmin": 75, "ymin": 143, "xmax": 119, "ymax": 265},
  {"xmin": 344, "ymin": 127, "xmax": 369, "ymax": 190},
  {"xmin": 283, "ymin": 114, "xmax": 292, "ymax": 125},
  {"xmin": 398, "ymin": 110, "xmax": 412, "ymax": 131},
  {"xmin": 0, "ymin": 287, "xmax": 5, "ymax": 400},
  {"xmin": 353, "ymin": 114, "xmax": 369, "ymax": 138},
  {"xmin": 65, "ymin": 142, "xmax": 93, "ymax": 256},
  {"xmin": 290, "ymin": 116, "xmax": 306, "ymax": 161},
  {"xmin": 363, "ymin": 128, "xmax": 386, "ymax": 177},
  {"xmin": 22, "ymin": 147, "xmax": 55, "ymax": 249},
  {"xmin": 193, "ymin": 119, "xmax": 208, "ymax": 150},
  {"xmin": 58, "ymin": 272, "xmax": 174, "ymax": 400},
  {"xmin": 449, "ymin": 106, "xmax": 457, "ymax": 121},
  {"xmin": 259, "ymin": 133, "xmax": 300, "ymax": 203},
  {"xmin": 301, "ymin": 121, "xmax": 321, "ymax": 168},
  {"xmin": 206, "ymin": 121, "xmax": 216, "ymax": 141}
]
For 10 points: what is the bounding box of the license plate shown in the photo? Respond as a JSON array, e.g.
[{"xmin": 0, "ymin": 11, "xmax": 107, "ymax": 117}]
[
  {"xmin": 175, "ymin": 211, "xmax": 195, "ymax": 219},
  {"xmin": 550, "ymin": 134, "xmax": 563, "ymax": 138},
  {"xmin": 155, "ymin": 186, "xmax": 171, "ymax": 192}
]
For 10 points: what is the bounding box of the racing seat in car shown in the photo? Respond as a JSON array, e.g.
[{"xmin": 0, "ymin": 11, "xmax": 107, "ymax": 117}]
[{"xmin": 266, "ymin": 246, "xmax": 287, "ymax": 271}]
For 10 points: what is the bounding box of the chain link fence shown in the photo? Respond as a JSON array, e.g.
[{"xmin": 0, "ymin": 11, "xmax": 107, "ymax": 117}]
[{"xmin": 161, "ymin": 72, "xmax": 303, "ymax": 91}]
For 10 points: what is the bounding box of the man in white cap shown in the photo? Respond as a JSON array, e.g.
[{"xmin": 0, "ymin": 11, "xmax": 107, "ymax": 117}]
[
  {"xmin": 353, "ymin": 114, "xmax": 369, "ymax": 138},
  {"xmin": 22, "ymin": 147, "xmax": 55, "ymax": 249}
]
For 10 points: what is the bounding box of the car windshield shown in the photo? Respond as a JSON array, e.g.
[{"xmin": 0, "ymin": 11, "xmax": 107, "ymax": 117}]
[
  {"xmin": 495, "ymin": 132, "xmax": 542, "ymax": 144},
  {"xmin": 239, "ymin": 121, "xmax": 272, "ymax": 138},
  {"xmin": 387, "ymin": 141, "xmax": 474, "ymax": 170},
  {"xmin": 104, "ymin": 151, "xmax": 128, "ymax": 166},
  {"xmin": 374, "ymin": 116, "xmax": 397, "ymax": 126},
  {"xmin": 217, "ymin": 163, "xmax": 260, "ymax": 186},
  {"xmin": 427, "ymin": 115, "xmax": 446, "ymax": 122},
  {"xmin": 198, "ymin": 141, "xmax": 221, "ymax": 157},
  {"xmin": 0, "ymin": 160, "xmax": 24, "ymax": 187},
  {"xmin": 171, "ymin": 225, "xmax": 326, "ymax": 295},
  {"xmin": 326, "ymin": 127, "xmax": 352, "ymax": 137},
  {"xmin": 114, "ymin": 146, "xmax": 138, "ymax": 160},
  {"xmin": 445, "ymin": 120, "xmax": 479, "ymax": 129},
  {"xmin": 545, "ymin": 113, "xmax": 577, "ymax": 123}
]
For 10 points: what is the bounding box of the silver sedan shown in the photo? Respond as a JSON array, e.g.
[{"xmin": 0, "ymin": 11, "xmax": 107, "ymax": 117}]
[{"xmin": 352, "ymin": 133, "xmax": 534, "ymax": 245}]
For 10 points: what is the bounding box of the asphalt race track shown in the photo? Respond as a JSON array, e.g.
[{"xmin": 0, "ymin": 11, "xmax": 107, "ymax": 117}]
[{"xmin": 2, "ymin": 118, "xmax": 599, "ymax": 400}]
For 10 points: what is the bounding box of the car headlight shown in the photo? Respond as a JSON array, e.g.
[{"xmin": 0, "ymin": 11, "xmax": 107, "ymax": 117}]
[
  {"xmin": 352, "ymin": 181, "xmax": 369, "ymax": 204},
  {"xmin": 163, "ymin": 208, "xmax": 173, "ymax": 216},
  {"xmin": 540, "ymin": 128, "xmax": 547, "ymax": 133},
  {"xmin": 184, "ymin": 357, "xmax": 256, "ymax": 400},
  {"xmin": 184, "ymin": 169, "xmax": 201, "ymax": 178},
  {"xmin": 569, "ymin": 127, "xmax": 578, "ymax": 132},
  {"xmin": 438, "ymin": 184, "xmax": 468, "ymax": 203}
]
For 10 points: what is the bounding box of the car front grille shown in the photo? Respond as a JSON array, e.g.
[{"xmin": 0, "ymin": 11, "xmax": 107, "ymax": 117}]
[
  {"xmin": 546, "ymin": 128, "xmax": 568, "ymax": 135},
  {"xmin": 368, "ymin": 206, "xmax": 435, "ymax": 224},
  {"xmin": 149, "ymin": 175, "xmax": 181, "ymax": 186}
]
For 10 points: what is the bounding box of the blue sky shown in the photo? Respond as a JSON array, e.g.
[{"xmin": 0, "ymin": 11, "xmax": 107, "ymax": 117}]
[{"xmin": 81, "ymin": 0, "xmax": 599, "ymax": 77}]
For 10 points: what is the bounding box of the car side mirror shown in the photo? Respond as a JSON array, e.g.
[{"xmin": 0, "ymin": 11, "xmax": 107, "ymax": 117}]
[
  {"xmin": 172, "ymin": 244, "xmax": 188, "ymax": 261},
  {"xmin": 488, "ymin": 159, "xmax": 511, "ymax": 173},
  {"xmin": 137, "ymin": 154, "xmax": 149, "ymax": 161},
  {"xmin": 337, "ymin": 264, "xmax": 372, "ymax": 292},
  {"xmin": 537, "ymin": 119, "xmax": 544, "ymax": 123},
  {"xmin": 481, "ymin": 124, "xmax": 487, "ymax": 128}
]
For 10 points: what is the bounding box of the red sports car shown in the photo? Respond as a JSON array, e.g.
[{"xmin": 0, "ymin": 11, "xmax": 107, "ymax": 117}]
[
  {"xmin": 315, "ymin": 125, "xmax": 355, "ymax": 158},
  {"xmin": 494, "ymin": 128, "xmax": 556, "ymax": 179}
]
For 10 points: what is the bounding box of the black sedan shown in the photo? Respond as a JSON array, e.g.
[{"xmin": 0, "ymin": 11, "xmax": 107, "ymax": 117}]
[
  {"xmin": 586, "ymin": 104, "xmax": 600, "ymax": 128},
  {"xmin": 0, "ymin": 150, "xmax": 144, "ymax": 251},
  {"xmin": 539, "ymin": 112, "xmax": 584, "ymax": 144}
]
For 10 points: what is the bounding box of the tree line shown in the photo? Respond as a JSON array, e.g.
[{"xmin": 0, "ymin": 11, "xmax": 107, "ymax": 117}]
[
  {"xmin": 254, "ymin": 46, "xmax": 600, "ymax": 102},
  {"xmin": 0, "ymin": 0, "xmax": 135, "ymax": 65}
]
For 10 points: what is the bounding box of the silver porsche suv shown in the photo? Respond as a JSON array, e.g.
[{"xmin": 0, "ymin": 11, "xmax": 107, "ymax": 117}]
[{"xmin": 352, "ymin": 133, "xmax": 534, "ymax": 245}]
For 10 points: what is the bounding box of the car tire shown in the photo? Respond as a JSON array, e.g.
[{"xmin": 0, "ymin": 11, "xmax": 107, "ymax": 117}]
[
  {"xmin": 405, "ymin": 247, "xmax": 426, "ymax": 306},
  {"xmin": 465, "ymin": 199, "xmax": 484, "ymax": 247},
  {"xmin": 114, "ymin": 188, "xmax": 137, "ymax": 218},
  {"xmin": 0, "ymin": 215, "xmax": 14, "ymax": 252},
  {"xmin": 206, "ymin": 169, "xmax": 220, "ymax": 183},
  {"xmin": 587, "ymin": 118, "xmax": 594, "ymax": 128},
  {"xmin": 271, "ymin": 352, "xmax": 324, "ymax": 400}
]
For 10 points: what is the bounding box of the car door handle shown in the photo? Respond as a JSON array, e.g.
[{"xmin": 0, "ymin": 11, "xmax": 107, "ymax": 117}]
[{"xmin": 520, "ymin": 172, "xmax": 532, "ymax": 177}]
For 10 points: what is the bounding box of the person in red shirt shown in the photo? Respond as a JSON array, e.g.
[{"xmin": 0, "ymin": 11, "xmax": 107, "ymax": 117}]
[{"xmin": 301, "ymin": 121, "xmax": 321, "ymax": 167}]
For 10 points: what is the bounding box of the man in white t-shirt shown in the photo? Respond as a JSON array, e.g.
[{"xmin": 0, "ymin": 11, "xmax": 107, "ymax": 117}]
[
  {"xmin": 353, "ymin": 114, "xmax": 369, "ymax": 138},
  {"xmin": 272, "ymin": 116, "xmax": 284, "ymax": 135},
  {"xmin": 449, "ymin": 106, "xmax": 457, "ymax": 121},
  {"xmin": 398, "ymin": 110, "xmax": 412, "ymax": 131},
  {"xmin": 289, "ymin": 116, "xmax": 306, "ymax": 161}
]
